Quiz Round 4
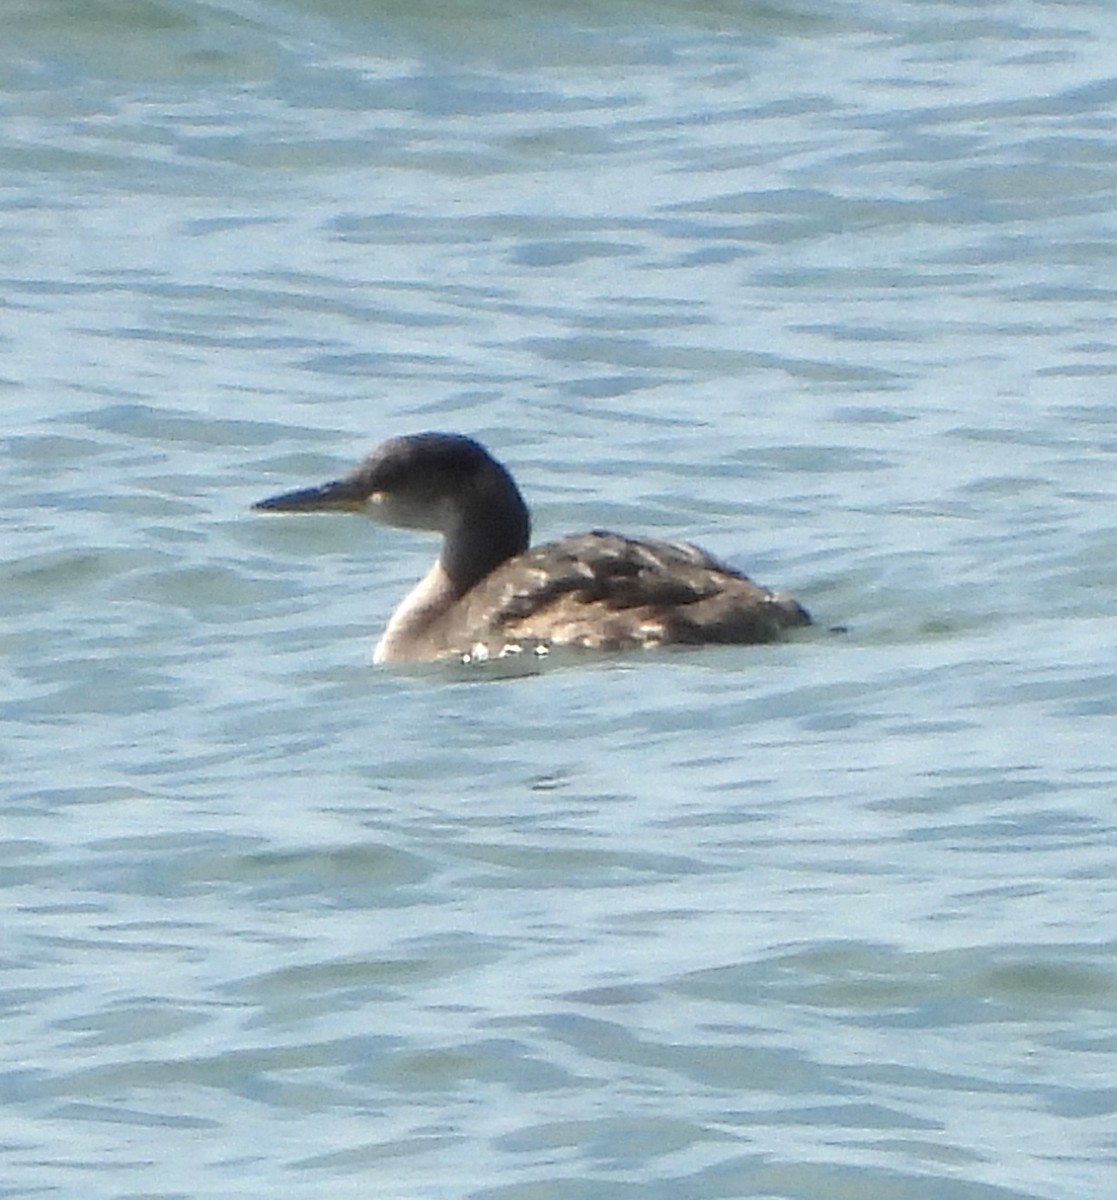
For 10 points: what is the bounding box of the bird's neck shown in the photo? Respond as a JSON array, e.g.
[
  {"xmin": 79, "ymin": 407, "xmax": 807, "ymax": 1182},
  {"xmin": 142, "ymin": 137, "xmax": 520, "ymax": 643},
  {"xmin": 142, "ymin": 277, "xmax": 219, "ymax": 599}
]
[
  {"xmin": 374, "ymin": 559, "xmax": 458, "ymax": 663},
  {"xmin": 374, "ymin": 466, "xmax": 531, "ymax": 664},
  {"xmin": 375, "ymin": 495, "xmax": 531, "ymax": 664},
  {"xmin": 439, "ymin": 480, "xmax": 530, "ymax": 594}
]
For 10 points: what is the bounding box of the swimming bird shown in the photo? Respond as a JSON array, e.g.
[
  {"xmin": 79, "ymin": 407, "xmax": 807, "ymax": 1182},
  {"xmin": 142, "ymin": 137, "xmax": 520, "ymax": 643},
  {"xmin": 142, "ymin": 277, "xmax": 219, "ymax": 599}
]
[{"xmin": 252, "ymin": 433, "xmax": 810, "ymax": 664}]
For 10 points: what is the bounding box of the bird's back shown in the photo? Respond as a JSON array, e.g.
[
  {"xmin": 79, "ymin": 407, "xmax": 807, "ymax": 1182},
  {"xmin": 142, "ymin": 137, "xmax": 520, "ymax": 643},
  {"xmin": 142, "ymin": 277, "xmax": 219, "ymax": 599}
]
[{"xmin": 424, "ymin": 530, "xmax": 810, "ymax": 660}]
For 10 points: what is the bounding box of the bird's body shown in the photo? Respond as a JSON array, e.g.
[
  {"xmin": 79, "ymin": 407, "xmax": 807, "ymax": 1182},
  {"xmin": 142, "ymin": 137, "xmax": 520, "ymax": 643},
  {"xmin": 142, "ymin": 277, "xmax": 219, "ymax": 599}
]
[
  {"xmin": 253, "ymin": 433, "xmax": 809, "ymax": 664},
  {"xmin": 380, "ymin": 530, "xmax": 809, "ymax": 662}
]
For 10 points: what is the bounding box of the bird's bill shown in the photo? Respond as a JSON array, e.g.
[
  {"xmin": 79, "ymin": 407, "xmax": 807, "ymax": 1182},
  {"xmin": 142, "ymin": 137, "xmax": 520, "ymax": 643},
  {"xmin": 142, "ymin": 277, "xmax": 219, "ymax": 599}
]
[{"xmin": 251, "ymin": 477, "xmax": 371, "ymax": 513}]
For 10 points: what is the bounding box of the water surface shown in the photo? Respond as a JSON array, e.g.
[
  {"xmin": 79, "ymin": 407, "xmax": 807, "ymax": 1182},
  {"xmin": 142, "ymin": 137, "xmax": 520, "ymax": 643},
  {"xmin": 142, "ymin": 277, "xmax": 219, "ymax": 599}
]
[{"xmin": 3, "ymin": 1, "xmax": 1116, "ymax": 1197}]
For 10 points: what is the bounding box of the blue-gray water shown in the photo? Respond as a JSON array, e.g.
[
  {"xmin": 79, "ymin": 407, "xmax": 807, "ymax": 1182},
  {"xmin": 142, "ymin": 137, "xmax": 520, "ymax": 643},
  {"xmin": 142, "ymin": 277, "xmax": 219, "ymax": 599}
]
[{"xmin": 3, "ymin": 2, "xmax": 1116, "ymax": 1197}]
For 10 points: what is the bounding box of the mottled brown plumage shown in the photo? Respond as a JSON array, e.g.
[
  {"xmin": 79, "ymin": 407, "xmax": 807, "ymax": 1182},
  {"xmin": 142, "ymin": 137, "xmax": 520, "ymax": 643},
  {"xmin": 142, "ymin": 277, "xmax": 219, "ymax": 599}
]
[{"xmin": 445, "ymin": 531, "xmax": 807, "ymax": 657}]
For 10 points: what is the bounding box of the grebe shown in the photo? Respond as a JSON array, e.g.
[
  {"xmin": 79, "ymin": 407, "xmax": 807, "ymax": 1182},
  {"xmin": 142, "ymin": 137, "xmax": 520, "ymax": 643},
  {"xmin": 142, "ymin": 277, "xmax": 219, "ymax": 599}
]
[{"xmin": 253, "ymin": 433, "xmax": 810, "ymax": 663}]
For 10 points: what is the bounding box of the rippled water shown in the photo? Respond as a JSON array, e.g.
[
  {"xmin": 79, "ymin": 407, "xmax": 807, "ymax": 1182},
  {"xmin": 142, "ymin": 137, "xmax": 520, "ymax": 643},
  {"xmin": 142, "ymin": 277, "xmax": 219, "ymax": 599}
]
[{"xmin": 3, "ymin": 1, "xmax": 1116, "ymax": 1197}]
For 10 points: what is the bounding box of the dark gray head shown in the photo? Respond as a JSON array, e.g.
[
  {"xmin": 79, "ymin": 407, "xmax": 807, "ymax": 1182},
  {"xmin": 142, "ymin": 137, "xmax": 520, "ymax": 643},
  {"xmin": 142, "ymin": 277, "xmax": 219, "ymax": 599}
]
[{"xmin": 253, "ymin": 433, "xmax": 532, "ymax": 580}]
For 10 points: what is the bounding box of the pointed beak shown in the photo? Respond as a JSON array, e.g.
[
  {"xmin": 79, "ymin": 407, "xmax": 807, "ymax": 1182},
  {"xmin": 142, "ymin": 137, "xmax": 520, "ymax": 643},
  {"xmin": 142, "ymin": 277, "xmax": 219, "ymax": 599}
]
[{"xmin": 252, "ymin": 476, "xmax": 372, "ymax": 514}]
